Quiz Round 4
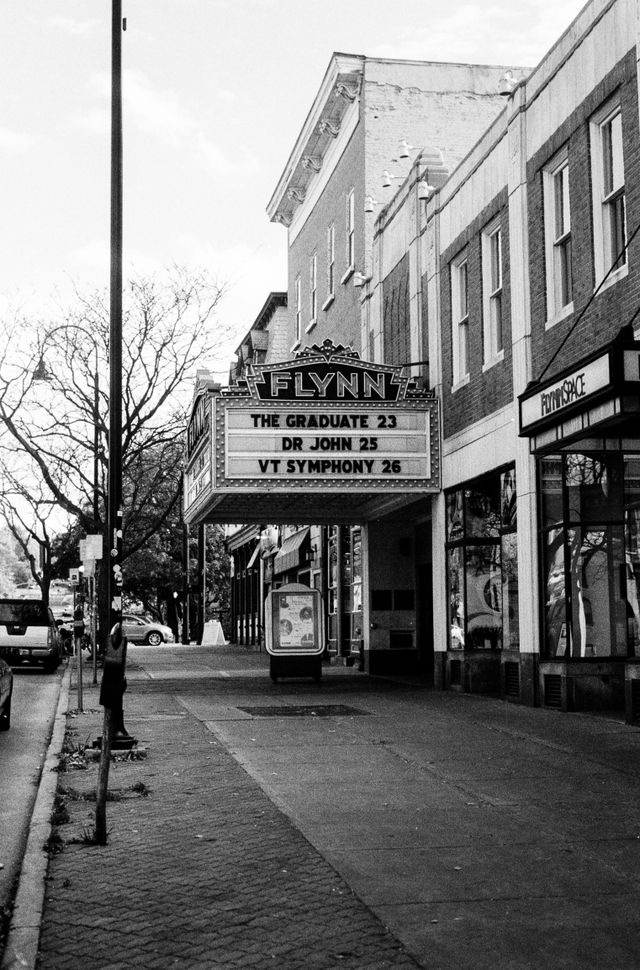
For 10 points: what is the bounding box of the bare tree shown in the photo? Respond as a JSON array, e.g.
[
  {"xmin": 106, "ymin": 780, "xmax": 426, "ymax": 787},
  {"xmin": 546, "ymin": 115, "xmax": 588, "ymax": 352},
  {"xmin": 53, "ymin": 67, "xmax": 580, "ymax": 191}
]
[{"xmin": 0, "ymin": 266, "xmax": 227, "ymax": 628}]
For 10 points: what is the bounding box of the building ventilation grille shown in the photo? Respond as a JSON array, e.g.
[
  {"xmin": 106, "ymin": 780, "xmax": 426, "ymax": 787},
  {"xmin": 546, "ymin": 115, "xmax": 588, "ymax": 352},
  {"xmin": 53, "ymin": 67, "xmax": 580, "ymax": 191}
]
[
  {"xmin": 450, "ymin": 659, "xmax": 462, "ymax": 686},
  {"xmin": 544, "ymin": 674, "xmax": 563, "ymax": 708},
  {"xmin": 504, "ymin": 662, "xmax": 520, "ymax": 697}
]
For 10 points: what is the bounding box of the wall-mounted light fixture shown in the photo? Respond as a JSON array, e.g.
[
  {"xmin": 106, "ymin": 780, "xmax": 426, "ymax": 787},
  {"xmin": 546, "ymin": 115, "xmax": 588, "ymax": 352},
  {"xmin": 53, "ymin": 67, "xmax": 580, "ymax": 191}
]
[
  {"xmin": 498, "ymin": 71, "xmax": 517, "ymax": 96},
  {"xmin": 418, "ymin": 178, "xmax": 436, "ymax": 200},
  {"xmin": 381, "ymin": 170, "xmax": 398, "ymax": 188},
  {"xmin": 398, "ymin": 138, "xmax": 414, "ymax": 158},
  {"xmin": 364, "ymin": 195, "xmax": 379, "ymax": 213},
  {"xmin": 353, "ymin": 272, "xmax": 371, "ymax": 288}
]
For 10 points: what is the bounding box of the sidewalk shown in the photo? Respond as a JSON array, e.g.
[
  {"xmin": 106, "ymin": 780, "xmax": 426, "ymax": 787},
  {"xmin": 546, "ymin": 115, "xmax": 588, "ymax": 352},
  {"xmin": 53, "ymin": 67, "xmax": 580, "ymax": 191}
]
[
  {"xmin": 5, "ymin": 643, "xmax": 640, "ymax": 969},
  {"xmin": 7, "ymin": 648, "xmax": 422, "ymax": 970}
]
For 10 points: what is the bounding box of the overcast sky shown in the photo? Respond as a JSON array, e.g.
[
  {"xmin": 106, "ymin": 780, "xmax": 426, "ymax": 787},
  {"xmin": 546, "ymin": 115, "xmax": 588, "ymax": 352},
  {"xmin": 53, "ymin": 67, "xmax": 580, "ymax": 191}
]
[{"xmin": 2, "ymin": 0, "xmax": 587, "ymax": 378}]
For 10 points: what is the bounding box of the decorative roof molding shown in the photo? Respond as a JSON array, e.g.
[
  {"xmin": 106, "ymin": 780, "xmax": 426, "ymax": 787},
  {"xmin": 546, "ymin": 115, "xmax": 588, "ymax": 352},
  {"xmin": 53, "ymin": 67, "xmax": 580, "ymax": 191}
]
[
  {"xmin": 287, "ymin": 186, "xmax": 306, "ymax": 204},
  {"xmin": 336, "ymin": 82, "xmax": 358, "ymax": 102},
  {"xmin": 301, "ymin": 155, "xmax": 322, "ymax": 173},
  {"xmin": 318, "ymin": 119, "xmax": 340, "ymax": 137},
  {"xmin": 266, "ymin": 53, "xmax": 364, "ymax": 225}
]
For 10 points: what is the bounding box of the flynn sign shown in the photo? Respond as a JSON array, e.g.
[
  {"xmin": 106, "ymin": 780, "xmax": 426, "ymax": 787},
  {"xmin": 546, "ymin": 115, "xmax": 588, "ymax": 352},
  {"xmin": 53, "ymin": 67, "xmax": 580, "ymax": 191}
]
[{"xmin": 184, "ymin": 341, "xmax": 440, "ymax": 521}]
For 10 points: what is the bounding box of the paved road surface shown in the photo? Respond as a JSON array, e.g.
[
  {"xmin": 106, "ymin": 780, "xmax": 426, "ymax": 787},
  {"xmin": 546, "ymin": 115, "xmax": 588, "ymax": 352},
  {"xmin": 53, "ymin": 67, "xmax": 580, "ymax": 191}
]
[{"xmin": 0, "ymin": 665, "xmax": 65, "ymax": 929}]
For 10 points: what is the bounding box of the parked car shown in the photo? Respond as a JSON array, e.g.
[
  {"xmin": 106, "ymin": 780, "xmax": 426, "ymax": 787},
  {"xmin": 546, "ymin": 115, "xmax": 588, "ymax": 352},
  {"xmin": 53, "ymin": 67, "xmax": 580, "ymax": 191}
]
[
  {"xmin": 0, "ymin": 599, "xmax": 65, "ymax": 671},
  {"xmin": 0, "ymin": 657, "xmax": 13, "ymax": 730},
  {"xmin": 122, "ymin": 614, "xmax": 174, "ymax": 646}
]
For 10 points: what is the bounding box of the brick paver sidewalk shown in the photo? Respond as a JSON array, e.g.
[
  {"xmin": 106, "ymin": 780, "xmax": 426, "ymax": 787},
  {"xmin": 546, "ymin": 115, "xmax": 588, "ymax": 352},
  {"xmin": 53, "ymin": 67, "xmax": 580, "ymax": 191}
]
[{"xmin": 36, "ymin": 677, "xmax": 422, "ymax": 970}]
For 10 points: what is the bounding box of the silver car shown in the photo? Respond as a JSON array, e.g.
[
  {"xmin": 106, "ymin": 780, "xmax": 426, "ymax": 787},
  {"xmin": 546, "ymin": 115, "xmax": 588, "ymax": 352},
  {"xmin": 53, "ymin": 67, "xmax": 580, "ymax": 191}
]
[{"xmin": 121, "ymin": 614, "xmax": 174, "ymax": 646}]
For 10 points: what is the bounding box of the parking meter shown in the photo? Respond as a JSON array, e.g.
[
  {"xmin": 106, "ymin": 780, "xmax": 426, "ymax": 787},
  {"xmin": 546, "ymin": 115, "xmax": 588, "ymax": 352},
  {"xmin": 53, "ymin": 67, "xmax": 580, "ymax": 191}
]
[{"xmin": 99, "ymin": 622, "xmax": 131, "ymax": 740}]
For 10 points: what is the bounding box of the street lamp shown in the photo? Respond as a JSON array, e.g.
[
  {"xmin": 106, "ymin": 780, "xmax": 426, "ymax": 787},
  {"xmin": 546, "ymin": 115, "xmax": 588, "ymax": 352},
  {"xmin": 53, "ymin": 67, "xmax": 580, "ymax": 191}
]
[
  {"xmin": 99, "ymin": 0, "xmax": 130, "ymax": 742},
  {"xmin": 96, "ymin": 0, "xmax": 130, "ymax": 847}
]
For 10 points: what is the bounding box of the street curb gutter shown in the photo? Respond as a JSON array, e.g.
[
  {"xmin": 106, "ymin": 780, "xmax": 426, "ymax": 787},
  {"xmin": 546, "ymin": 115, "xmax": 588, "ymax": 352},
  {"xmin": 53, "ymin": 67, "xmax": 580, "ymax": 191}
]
[{"xmin": 1, "ymin": 665, "xmax": 71, "ymax": 970}]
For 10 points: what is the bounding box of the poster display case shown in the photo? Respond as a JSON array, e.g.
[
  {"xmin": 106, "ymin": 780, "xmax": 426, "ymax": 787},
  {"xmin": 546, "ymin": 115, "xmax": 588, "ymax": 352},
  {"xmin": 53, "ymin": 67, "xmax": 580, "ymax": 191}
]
[{"xmin": 265, "ymin": 583, "xmax": 324, "ymax": 682}]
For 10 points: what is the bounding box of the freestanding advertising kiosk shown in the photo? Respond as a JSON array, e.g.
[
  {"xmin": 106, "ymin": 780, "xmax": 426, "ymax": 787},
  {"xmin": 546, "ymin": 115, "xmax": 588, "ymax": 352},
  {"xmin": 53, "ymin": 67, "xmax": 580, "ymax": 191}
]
[{"xmin": 265, "ymin": 583, "xmax": 324, "ymax": 683}]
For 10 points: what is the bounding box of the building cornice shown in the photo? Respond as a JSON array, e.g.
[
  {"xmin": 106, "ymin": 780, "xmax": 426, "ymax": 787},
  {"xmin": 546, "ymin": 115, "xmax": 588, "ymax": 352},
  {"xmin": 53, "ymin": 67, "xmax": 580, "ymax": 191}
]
[{"xmin": 267, "ymin": 53, "xmax": 364, "ymax": 226}]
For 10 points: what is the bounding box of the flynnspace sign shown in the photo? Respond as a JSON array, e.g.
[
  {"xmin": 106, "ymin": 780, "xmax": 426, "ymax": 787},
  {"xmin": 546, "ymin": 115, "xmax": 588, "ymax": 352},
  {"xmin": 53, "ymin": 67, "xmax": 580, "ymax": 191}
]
[{"xmin": 184, "ymin": 340, "xmax": 440, "ymax": 523}]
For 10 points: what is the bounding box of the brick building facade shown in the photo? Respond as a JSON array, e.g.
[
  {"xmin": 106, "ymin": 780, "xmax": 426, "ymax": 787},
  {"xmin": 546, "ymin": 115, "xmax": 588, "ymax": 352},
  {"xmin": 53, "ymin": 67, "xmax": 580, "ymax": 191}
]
[{"xmin": 187, "ymin": 0, "xmax": 640, "ymax": 717}]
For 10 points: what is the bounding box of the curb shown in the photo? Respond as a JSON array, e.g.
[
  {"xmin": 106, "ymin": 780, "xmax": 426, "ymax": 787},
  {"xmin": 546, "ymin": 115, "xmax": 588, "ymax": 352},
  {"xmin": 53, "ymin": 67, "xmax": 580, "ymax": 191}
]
[{"xmin": 1, "ymin": 665, "xmax": 71, "ymax": 970}]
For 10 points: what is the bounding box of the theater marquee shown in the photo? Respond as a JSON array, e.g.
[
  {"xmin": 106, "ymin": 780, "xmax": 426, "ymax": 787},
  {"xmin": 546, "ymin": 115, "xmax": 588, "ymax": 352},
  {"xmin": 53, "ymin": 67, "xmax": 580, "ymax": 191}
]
[{"xmin": 184, "ymin": 340, "xmax": 440, "ymax": 525}]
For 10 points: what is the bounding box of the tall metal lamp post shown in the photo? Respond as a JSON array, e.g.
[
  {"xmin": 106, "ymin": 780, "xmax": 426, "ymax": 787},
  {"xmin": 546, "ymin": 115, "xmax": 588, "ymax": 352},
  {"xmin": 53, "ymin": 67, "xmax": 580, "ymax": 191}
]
[{"xmin": 96, "ymin": 0, "xmax": 131, "ymax": 845}]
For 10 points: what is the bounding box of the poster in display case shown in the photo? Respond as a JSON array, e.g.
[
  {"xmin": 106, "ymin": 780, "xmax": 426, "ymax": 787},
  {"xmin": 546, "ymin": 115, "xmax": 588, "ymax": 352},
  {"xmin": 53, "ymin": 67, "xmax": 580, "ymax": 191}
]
[{"xmin": 265, "ymin": 584, "xmax": 324, "ymax": 656}]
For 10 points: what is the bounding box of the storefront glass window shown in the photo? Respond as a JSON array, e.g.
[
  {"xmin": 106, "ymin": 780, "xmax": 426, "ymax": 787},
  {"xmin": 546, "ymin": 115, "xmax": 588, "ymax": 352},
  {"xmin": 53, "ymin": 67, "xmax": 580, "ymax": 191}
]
[
  {"xmin": 327, "ymin": 528, "xmax": 338, "ymax": 644},
  {"xmin": 465, "ymin": 544, "xmax": 502, "ymax": 649},
  {"xmin": 566, "ymin": 525, "xmax": 627, "ymax": 657},
  {"xmin": 566, "ymin": 453, "xmax": 623, "ymax": 523},
  {"xmin": 446, "ymin": 465, "xmax": 517, "ymax": 651},
  {"xmin": 501, "ymin": 469, "xmax": 517, "ymax": 528},
  {"xmin": 502, "ymin": 532, "xmax": 519, "ymax": 650},
  {"xmin": 543, "ymin": 527, "xmax": 567, "ymax": 656},
  {"xmin": 625, "ymin": 506, "xmax": 640, "ymax": 655},
  {"xmin": 540, "ymin": 450, "xmax": 639, "ymax": 658},
  {"xmin": 447, "ymin": 490, "xmax": 464, "ymax": 541},
  {"xmin": 347, "ymin": 527, "xmax": 363, "ymax": 646},
  {"xmin": 540, "ymin": 458, "xmax": 564, "ymax": 528},
  {"xmin": 465, "ymin": 480, "xmax": 501, "ymax": 537},
  {"xmin": 448, "ymin": 546, "xmax": 465, "ymax": 648}
]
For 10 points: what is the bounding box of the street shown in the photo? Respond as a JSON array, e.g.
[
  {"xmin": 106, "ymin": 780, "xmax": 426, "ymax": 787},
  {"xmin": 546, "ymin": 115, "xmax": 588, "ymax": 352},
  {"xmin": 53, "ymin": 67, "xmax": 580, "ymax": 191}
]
[
  {"xmin": 8, "ymin": 643, "xmax": 637, "ymax": 969},
  {"xmin": 0, "ymin": 663, "xmax": 65, "ymax": 935}
]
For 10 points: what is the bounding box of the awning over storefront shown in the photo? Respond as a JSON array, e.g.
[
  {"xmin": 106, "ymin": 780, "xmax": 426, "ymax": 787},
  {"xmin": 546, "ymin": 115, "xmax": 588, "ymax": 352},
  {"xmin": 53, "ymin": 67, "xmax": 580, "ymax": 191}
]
[
  {"xmin": 519, "ymin": 329, "xmax": 640, "ymax": 450},
  {"xmin": 273, "ymin": 528, "xmax": 310, "ymax": 575},
  {"xmin": 246, "ymin": 543, "xmax": 260, "ymax": 569}
]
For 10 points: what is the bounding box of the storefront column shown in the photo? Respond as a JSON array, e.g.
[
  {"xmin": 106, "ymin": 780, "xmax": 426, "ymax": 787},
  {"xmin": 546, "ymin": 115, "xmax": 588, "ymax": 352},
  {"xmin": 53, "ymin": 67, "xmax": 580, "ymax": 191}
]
[
  {"xmin": 424, "ymin": 179, "xmax": 447, "ymax": 687},
  {"xmin": 431, "ymin": 491, "xmax": 448, "ymax": 688},
  {"xmin": 507, "ymin": 84, "xmax": 539, "ymax": 704}
]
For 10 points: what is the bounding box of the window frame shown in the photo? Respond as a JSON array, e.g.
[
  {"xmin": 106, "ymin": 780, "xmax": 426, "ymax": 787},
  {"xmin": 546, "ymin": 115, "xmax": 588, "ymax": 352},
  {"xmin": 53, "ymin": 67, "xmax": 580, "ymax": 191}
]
[
  {"xmin": 451, "ymin": 251, "xmax": 470, "ymax": 389},
  {"xmin": 294, "ymin": 275, "xmax": 302, "ymax": 346},
  {"xmin": 323, "ymin": 223, "xmax": 335, "ymax": 310},
  {"xmin": 308, "ymin": 251, "xmax": 317, "ymax": 330},
  {"xmin": 543, "ymin": 150, "xmax": 573, "ymax": 326},
  {"xmin": 481, "ymin": 218, "xmax": 504, "ymax": 368},
  {"xmin": 590, "ymin": 98, "xmax": 628, "ymax": 290},
  {"xmin": 345, "ymin": 189, "xmax": 355, "ymax": 274}
]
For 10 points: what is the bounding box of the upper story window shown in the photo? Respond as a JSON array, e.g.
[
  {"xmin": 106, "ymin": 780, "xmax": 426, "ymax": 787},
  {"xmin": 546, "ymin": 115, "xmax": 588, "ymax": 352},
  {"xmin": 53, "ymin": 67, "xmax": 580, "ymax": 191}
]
[
  {"xmin": 294, "ymin": 275, "xmax": 301, "ymax": 343},
  {"xmin": 481, "ymin": 219, "xmax": 503, "ymax": 365},
  {"xmin": 327, "ymin": 223, "xmax": 335, "ymax": 298},
  {"xmin": 451, "ymin": 252, "xmax": 469, "ymax": 387},
  {"xmin": 591, "ymin": 99, "xmax": 627, "ymax": 287},
  {"xmin": 543, "ymin": 152, "xmax": 573, "ymax": 323},
  {"xmin": 346, "ymin": 190, "xmax": 355, "ymax": 271},
  {"xmin": 309, "ymin": 252, "xmax": 317, "ymax": 325}
]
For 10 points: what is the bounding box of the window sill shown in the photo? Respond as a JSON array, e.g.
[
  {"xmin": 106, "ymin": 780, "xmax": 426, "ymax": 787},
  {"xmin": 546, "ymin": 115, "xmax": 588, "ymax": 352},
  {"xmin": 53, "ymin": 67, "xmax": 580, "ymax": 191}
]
[
  {"xmin": 451, "ymin": 374, "xmax": 470, "ymax": 392},
  {"xmin": 341, "ymin": 265, "xmax": 355, "ymax": 285},
  {"xmin": 545, "ymin": 301, "xmax": 574, "ymax": 330},
  {"xmin": 290, "ymin": 339, "xmax": 301, "ymax": 354},
  {"xmin": 322, "ymin": 293, "xmax": 335, "ymax": 311},
  {"xmin": 595, "ymin": 262, "xmax": 628, "ymax": 295},
  {"xmin": 305, "ymin": 319, "xmax": 317, "ymax": 334},
  {"xmin": 482, "ymin": 351, "xmax": 504, "ymax": 373}
]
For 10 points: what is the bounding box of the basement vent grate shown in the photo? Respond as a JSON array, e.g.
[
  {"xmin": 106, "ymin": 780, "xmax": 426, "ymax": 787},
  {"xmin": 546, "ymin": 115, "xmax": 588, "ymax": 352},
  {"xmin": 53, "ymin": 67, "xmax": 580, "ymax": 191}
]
[
  {"xmin": 237, "ymin": 704, "xmax": 367, "ymax": 718},
  {"xmin": 504, "ymin": 662, "xmax": 520, "ymax": 697},
  {"xmin": 544, "ymin": 674, "xmax": 563, "ymax": 708}
]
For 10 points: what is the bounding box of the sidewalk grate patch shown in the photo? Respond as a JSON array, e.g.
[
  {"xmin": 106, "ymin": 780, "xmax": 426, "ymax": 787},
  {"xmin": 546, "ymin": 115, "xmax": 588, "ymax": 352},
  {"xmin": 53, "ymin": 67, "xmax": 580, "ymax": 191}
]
[{"xmin": 237, "ymin": 704, "xmax": 368, "ymax": 718}]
